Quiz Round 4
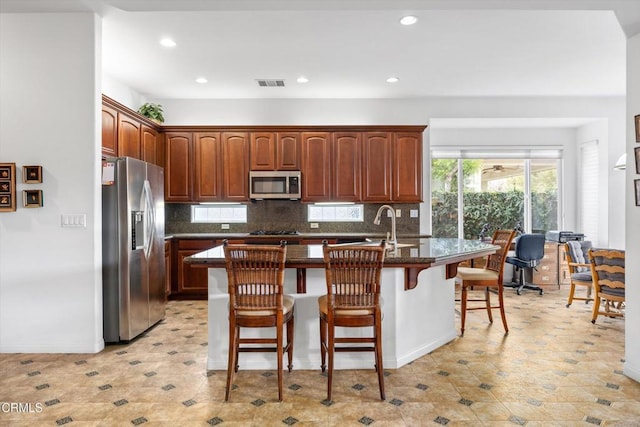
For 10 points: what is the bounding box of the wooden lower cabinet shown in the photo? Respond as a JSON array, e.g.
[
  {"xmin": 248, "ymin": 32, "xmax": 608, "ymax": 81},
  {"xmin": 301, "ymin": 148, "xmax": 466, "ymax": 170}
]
[
  {"xmin": 532, "ymin": 241, "xmax": 559, "ymax": 286},
  {"xmin": 164, "ymin": 240, "xmax": 172, "ymax": 298},
  {"xmin": 558, "ymin": 243, "xmax": 571, "ymax": 285},
  {"xmin": 174, "ymin": 239, "xmax": 217, "ymax": 299}
]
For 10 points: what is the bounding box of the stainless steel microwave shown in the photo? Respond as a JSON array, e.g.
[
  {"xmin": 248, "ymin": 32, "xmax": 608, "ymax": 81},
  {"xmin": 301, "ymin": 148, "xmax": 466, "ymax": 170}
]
[{"xmin": 249, "ymin": 171, "xmax": 301, "ymax": 200}]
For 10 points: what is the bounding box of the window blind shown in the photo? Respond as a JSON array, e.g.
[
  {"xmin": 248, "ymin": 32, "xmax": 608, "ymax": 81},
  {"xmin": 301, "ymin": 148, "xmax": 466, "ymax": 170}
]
[{"xmin": 580, "ymin": 141, "xmax": 599, "ymax": 244}]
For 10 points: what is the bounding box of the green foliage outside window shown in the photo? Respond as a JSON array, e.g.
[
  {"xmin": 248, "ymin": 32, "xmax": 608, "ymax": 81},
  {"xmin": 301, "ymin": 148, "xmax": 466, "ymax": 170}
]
[{"xmin": 432, "ymin": 190, "xmax": 557, "ymax": 239}]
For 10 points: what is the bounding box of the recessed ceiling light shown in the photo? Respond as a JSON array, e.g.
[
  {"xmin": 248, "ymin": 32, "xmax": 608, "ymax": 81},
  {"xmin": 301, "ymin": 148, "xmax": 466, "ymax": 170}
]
[
  {"xmin": 195, "ymin": 77, "xmax": 208, "ymax": 84},
  {"xmin": 159, "ymin": 38, "xmax": 176, "ymax": 48},
  {"xmin": 296, "ymin": 76, "xmax": 309, "ymax": 83},
  {"xmin": 400, "ymin": 15, "xmax": 418, "ymax": 26},
  {"xmin": 386, "ymin": 77, "xmax": 399, "ymax": 83}
]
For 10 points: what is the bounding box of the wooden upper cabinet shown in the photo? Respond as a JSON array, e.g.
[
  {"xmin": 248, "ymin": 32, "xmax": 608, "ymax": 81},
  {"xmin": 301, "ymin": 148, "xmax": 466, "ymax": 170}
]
[
  {"xmin": 221, "ymin": 132, "xmax": 249, "ymax": 201},
  {"xmin": 250, "ymin": 132, "xmax": 276, "ymax": 170},
  {"xmin": 118, "ymin": 112, "xmax": 141, "ymax": 159},
  {"xmin": 194, "ymin": 132, "xmax": 222, "ymax": 201},
  {"xmin": 393, "ymin": 132, "xmax": 423, "ymax": 202},
  {"xmin": 165, "ymin": 132, "xmax": 192, "ymax": 202},
  {"xmin": 332, "ymin": 132, "xmax": 361, "ymax": 201},
  {"xmin": 101, "ymin": 105, "xmax": 118, "ymax": 158},
  {"xmin": 141, "ymin": 125, "xmax": 160, "ymax": 166},
  {"xmin": 276, "ymin": 132, "xmax": 301, "ymax": 170},
  {"xmin": 250, "ymin": 132, "xmax": 301, "ymax": 170},
  {"xmin": 301, "ymin": 132, "xmax": 332, "ymax": 201},
  {"xmin": 362, "ymin": 132, "xmax": 392, "ymax": 202}
]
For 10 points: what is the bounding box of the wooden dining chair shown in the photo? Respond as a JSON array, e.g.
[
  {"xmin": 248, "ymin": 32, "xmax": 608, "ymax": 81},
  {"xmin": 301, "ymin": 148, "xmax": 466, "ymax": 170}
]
[
  {"xmin": 223, "ymin": 241, "xmax": 294, "ymax": 401},
  {"xmin": 564, "ymin": 241, "xmax": 594, "ymax": 307},
  {"xmin": 456, "ymin": 229, "xmax": 517, "ymax": 336},
  {"xmin": 319, "ymin": 241, "xmax": 386, "ymax": 401},
  {"xmin": 588, "ymin": 248, "xmax": 625, "ymax": 324}
]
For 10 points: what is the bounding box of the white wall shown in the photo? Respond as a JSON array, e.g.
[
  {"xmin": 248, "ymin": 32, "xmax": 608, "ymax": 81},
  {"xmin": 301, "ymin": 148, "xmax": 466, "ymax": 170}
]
[
  {"xmin": 624, "ymin": 32, "xmax": 640, "ymax": 382},
  {"xmin": 0, "ymin": 13, "xmax": 103, "ymax": 353}
]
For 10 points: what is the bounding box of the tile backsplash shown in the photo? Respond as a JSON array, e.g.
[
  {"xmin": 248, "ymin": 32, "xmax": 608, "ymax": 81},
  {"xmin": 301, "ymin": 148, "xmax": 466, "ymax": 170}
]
[{"xmin": 165, "ymin": 201, "xmax": 421, "ymax": 235}]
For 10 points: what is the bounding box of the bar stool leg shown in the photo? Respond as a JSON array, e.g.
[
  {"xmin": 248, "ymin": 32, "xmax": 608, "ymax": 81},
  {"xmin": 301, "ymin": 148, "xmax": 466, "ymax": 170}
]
[
  {"xmin": 375, "ymin": 310, "xmax": 385, "ymax": 400},
  {"xmin": 460, "ymin": 285, "xmax": 468, "ymax": 336},
  {"xmin": 287, "ymin": 312, "xmax": 294, "ymax": 372},
  {"xmin": 319, "ymin": 316, "xmax": 327, "ymax": 372},
  {"xmin": 225, "ymin": 321, "xmax": 238, "ymax": 401},
  {"xmin": 327, "ymin": 320, "xmax": 335, "ymax": 402}
]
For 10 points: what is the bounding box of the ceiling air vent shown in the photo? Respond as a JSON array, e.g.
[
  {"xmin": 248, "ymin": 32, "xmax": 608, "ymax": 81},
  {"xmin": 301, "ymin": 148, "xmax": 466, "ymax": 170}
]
[{"xmin": 256, "ymin": 79, "xmax": 285, "ymax": 87}]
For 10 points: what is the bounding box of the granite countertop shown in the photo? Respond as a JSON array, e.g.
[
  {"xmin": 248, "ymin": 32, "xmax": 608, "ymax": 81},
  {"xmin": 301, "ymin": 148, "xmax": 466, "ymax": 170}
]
[
  {"xmin": 185, "ymin": 238, "xmax": 498, "ymax": 266},
  {"xmin": 166, "ymin": 232, "xmax": 432, "ymax": 240}
]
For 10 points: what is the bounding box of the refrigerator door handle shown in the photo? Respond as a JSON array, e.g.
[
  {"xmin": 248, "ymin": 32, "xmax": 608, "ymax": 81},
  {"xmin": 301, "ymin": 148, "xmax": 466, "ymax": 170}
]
[{"xmin": 141, "ymin": 179, "xmax": 156, "ymax": 259}]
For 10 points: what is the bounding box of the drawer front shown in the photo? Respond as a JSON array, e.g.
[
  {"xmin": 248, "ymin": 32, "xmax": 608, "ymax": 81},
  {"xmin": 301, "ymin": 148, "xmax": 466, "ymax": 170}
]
[{"xmin": 177, "ymin": 239, "xmax": 216, "ymax": 250}]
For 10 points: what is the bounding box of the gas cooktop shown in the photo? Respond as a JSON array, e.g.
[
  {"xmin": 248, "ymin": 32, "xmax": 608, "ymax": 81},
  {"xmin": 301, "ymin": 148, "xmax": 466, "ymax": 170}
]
[{"xmin": 249, "ymin": 230, "xmax": 300, "ymax": 236}]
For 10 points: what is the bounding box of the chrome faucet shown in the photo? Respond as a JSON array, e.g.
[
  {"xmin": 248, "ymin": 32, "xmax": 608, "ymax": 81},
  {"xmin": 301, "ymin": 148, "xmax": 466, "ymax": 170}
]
[{"xmin": 373, "ymin": 205, "xmax": 397, "ymax": 248}]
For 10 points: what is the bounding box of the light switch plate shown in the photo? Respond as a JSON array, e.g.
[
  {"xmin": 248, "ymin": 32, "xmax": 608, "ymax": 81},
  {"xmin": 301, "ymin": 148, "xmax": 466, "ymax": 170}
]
[
  {"xmin": 61, "ymin": 214, "xmax": 86, "ymax": 228},
  {"xmin": 310, "ymin": 223, "xmax": 319, "ymax": 229},
  {"xmin": 221, "ymin": 224, "xmax": 230, "ymax": 230},
  {"xmin": 395, "ymin": 209, "xmax": 401, "ymax": 217}
]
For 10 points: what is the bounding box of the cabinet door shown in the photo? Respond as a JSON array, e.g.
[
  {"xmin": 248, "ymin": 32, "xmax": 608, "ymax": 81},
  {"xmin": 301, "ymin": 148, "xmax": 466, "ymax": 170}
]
[
  {"xmin": 362, "ymin": 132, "xmax": 392, "ymax": 202},
  {"xmin": 164, "ymin": 240, "xmax": 172, "ymax": 298},
  {"xmin": 301, "ymin": 132, "xmax": 332, "ymax": 201},
  {"xmin": 165, "ymin": 132, "xmax": 192, "ymax": 202},
  {"xmin": 141, "ymin": 125, "xmax": 159, "ymax": 165},
  {"xmin": 117, "ymin": 112, "xmax": 141, "ymax": 159},
  {"xmin": 177, "ymin": 240, "xmax": 216, "ymax": 294},
  {"xmin": 222, "ymin": 132, "xmax": 249, "ymax": 201},
  {"xmin": 101, "ymin": 105, "xmax": 118, "ymax": 158},
  {"xmin": 393, "ymin": 132, "xmax": 423, "ymax": 202},
  {"xmin": 250, "ymin": 132, "xmax": 276, "ymax": 170},
  {"xmin": 194, "ymin": 132, "xmax": 222, "ymax": 201},
  {"xmin": 276, "ymin": 132, "xmax": 301, "ymax": 170},
  {"xmin": 332, "ymin": 132, "xmax": 361, "ymax": 201}
]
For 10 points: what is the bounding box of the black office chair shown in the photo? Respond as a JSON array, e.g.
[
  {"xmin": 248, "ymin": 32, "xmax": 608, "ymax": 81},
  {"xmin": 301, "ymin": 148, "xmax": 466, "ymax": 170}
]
[{"xmin": 504, "ymin": 233, "xmax": 546, "ymax": 295}]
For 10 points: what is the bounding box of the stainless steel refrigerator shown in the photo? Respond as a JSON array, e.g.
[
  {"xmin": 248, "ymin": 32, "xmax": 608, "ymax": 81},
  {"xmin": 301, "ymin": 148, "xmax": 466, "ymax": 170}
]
[{"xmin": 102, "ymin": 157, "xmax": 165, "ymax": 343}]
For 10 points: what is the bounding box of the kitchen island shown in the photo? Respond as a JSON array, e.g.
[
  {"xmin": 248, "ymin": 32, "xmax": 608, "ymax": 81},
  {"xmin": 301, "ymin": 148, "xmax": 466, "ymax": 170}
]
[{"xmin": 186, "ymin": 238, "xmax": 498, "ymax": 371}]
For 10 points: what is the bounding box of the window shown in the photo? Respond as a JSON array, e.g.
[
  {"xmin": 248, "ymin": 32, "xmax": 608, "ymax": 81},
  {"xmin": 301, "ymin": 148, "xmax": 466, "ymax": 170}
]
[
  {"xmin": 580, "ymin": 141, "xmax": 599, "ymax": 244},
  {"xmin": 191, "ymin": 204, "xmax": 247, "ymax": 223},
  {"xmin": 307, "ymin": 204, "xmax": 364, "ymax": 222},
  {"xmin": 431, "ymin": 149, "xmax": 562, "ymax": 238}
]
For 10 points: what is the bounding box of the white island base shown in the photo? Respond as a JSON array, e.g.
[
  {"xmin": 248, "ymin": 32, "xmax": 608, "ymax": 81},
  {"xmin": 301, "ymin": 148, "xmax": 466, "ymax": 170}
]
[{"xmin": 207, "ymin": 265, "xmax": 456, "ymax": 371}]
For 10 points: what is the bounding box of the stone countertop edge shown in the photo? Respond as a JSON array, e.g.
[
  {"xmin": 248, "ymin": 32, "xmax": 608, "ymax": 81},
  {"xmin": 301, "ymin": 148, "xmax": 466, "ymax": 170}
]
[
  {"xmin": 184, "ymin": 238, "xmax": 499, "ymax": 265},
  {"xmin": 165, "ymin": 232, "xmax": 432, "ymax": 240}
]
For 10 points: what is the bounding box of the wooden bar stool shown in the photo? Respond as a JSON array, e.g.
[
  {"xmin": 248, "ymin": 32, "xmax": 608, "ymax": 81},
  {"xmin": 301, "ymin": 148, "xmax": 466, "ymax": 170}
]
[
  {"xmin": 456, "ymin": 229, "xmax": 517, "ymax": 336},
  {"xmin": 222, "ymin": 241, "xmax": 294, "ymax": 401},
  {"xmin": 319, "ymin": 241, "xmax": 386, "ymax": 401}
]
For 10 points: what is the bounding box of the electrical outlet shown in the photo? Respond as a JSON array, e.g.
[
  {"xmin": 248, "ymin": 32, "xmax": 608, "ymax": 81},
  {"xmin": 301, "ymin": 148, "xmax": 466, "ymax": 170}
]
[
  {"xmin": 395, "ymin": 209, "xmax": 401, "ymax": 217},
  {"xmin": 221, "ymin": 224, "xmax": 230, "ymax": 230},
  {"xmin": 410, "ymin": 209, "xmax": 419, "ymax": 218},
  {"xmin": 310, "ymin": 223, "xmax": 319, "ymax": 229}
]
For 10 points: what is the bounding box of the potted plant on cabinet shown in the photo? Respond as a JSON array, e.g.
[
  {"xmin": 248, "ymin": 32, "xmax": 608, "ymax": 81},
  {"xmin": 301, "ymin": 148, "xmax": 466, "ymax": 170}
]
[{"xmin": 137, "ymin": 102, "xmax": 164, "ymax": 124}]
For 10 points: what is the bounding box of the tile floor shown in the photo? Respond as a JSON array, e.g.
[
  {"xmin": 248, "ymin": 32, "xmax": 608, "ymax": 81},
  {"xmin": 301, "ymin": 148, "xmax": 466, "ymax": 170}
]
[{"xmin": 1, "ymin": 286, "xmax": 638, "ymax": 426}]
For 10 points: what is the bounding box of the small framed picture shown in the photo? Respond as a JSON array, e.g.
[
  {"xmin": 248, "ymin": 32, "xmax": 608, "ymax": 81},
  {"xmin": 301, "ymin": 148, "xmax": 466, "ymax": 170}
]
[
  {"xmin": 23, "ymin": 190, "xmax": 43, "ymax": 208},
  {"xmin": 0, "ymin": 194, "xmax": 12, "ymax": 209},
  {"xmin": 636, "ymin": 179, "xmax": 640, "ymax": 207},
  {"xmin": 636, "ymin": 115, "xmax": 640, "ymax": 143},
  {"xmin": 23, "ymin": 165, "xmax": 42, "ymax": 183},
  {"xmin": 636, "ymin": 147, "xmax": 640, "ymax": 174},
  {"xmin": 0, "ymin": 181, "xmax": 11, "ymax": 194},
  {"xmin": 0, "ymin": 165, "xmax": 12, "ymax": 180}
]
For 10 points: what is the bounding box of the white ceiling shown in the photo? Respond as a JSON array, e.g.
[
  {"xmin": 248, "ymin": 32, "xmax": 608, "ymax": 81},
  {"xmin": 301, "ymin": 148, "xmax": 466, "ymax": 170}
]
[{"xmin": 1, "ymin": 0, "xmax": 636, "ymax": 102}]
